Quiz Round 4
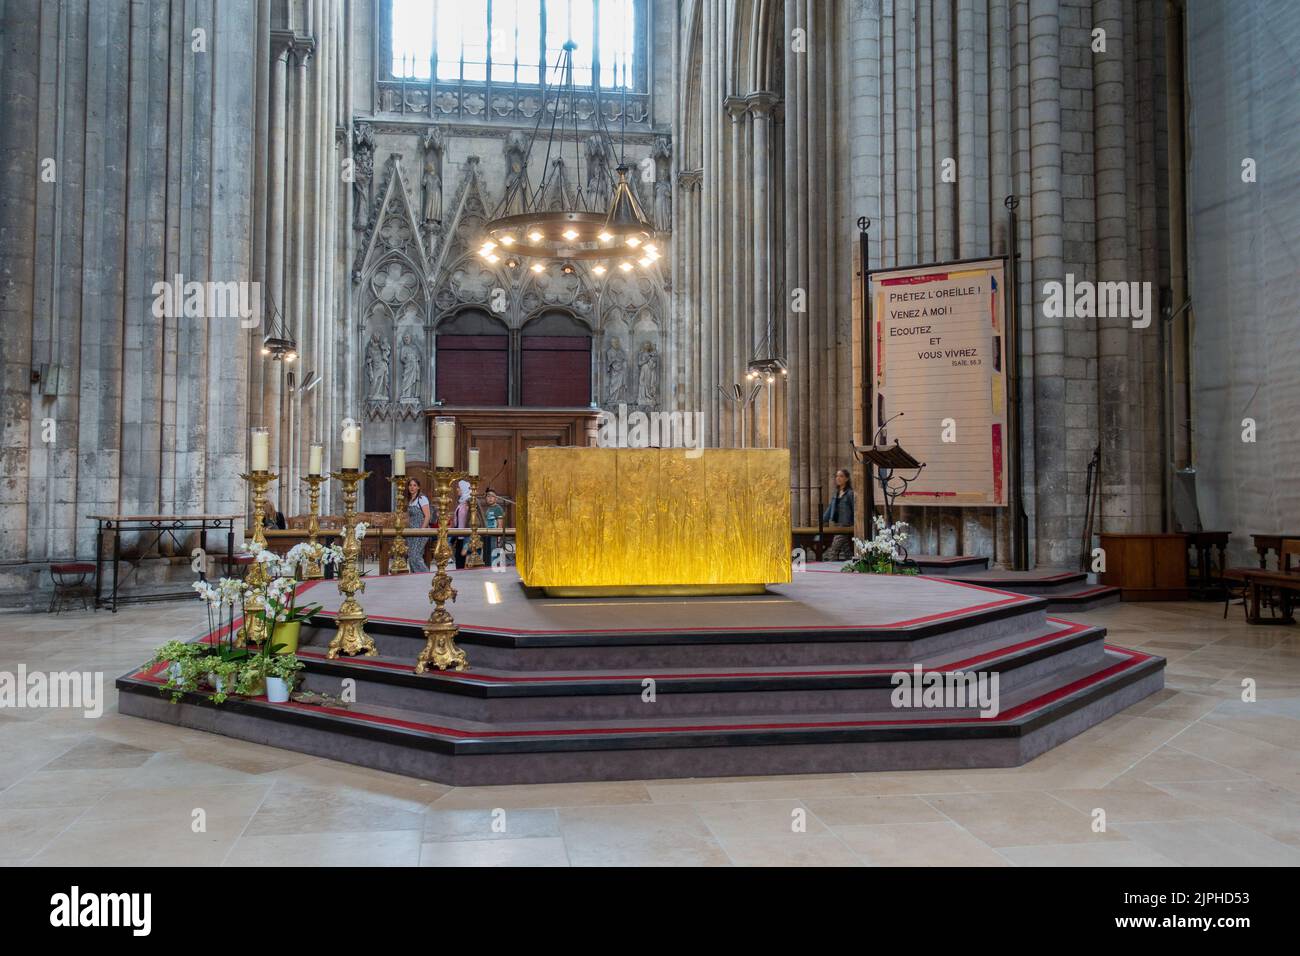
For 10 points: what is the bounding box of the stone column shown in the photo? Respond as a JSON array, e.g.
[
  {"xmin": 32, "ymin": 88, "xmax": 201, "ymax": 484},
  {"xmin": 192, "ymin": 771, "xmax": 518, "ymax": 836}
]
[
  {"xmin": 1029, "ymin": 0, "xmax": 1067, "ymax": 566},
  {"xmin": 1094, "ymin": 0, "xmax": 1130, "ymax": 535},
  {"xmin": 749, "ymin": 93, "xmax": 776, "ymax": 447}
]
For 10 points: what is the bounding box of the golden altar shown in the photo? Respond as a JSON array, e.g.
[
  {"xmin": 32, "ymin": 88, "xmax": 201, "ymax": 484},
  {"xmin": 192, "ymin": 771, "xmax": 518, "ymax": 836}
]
[{"xmin": 516, "ymin": 447, "xmax": 792, "ymax": 596}]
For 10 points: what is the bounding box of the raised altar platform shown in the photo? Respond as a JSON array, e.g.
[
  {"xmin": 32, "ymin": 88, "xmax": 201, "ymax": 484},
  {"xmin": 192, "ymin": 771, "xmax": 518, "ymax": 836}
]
[{"xmin": 117, "ymin": 567, "xmax": 1164, "ymax": 785}]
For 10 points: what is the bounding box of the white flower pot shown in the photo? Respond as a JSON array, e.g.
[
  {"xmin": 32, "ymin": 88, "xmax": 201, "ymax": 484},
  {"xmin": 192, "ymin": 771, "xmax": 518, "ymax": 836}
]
[{"xmin": 266, "ymin": 677, "xmax": 290, "ymax": 703}]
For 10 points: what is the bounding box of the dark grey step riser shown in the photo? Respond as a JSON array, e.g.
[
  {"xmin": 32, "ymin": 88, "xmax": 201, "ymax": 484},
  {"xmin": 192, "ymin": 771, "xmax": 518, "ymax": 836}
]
[
  {"xmin": 1046, "ymin": 594, "xmax": 1122, "ymax": 611},
  {"xmin": 295, "ymin": 637, "xmax": 1107, "ymax": 722},
  {"xmin": 913, "ymin": 562, "xmax": 991, "ymax": 577},
  {"xmin": 116, "ymin": 667, "xmax": 1163, "ymax": 785},
  {"xmin": 956, "ymin": 580, "xmax": 1089, "ymax": 596},
  {"xmin": 302, "ymin": 606, "xmax": 1050, "ymax": 670}
]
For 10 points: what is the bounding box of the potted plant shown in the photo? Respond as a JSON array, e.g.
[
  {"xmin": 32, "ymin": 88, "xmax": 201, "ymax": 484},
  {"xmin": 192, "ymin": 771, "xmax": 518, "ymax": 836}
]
[
  {"xmin": 841, "ymin": 516, "xmax": 919, "ymax": 575},
  {"xmin": 255, "ymin": 542, "xmax": 341, "ymax": 655},
  {"xmin": 148, "ymin": 640, "xmax": 202, "ymax": 685},
  {"xmin": 262, "ymin": 652, "xmax": 305, "ymax": 703}
]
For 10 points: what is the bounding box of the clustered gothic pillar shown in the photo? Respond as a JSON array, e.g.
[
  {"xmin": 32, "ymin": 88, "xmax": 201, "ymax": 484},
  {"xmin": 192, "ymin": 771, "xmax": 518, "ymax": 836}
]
[
  {"xmin": 0, "ymin": 0, "xmax": 258, "ymax": 601},
  {"xmin": 255, "ymin": 1, "xmax": 348, "ymax": 519},
  {"xmin": 677, "ymin": 0, "xmax": 1173, "ymax": 564}
]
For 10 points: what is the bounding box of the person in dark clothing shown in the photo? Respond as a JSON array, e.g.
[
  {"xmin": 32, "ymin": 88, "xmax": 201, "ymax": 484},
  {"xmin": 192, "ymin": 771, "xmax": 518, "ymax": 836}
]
[
  {"xmin": 261, "ymin": 499, "xmax": 287, "ymax": 530},
  {"xmin": 822, "ymin": 468, "xmax": 855, "ymax": 561}
]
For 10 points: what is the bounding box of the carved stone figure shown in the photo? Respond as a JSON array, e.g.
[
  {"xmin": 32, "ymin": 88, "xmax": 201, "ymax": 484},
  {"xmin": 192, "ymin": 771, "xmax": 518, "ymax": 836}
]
[
  {"xmin": 421, "ymin": 126, "xmax": 444, "ymax": 225},
  {"xmin": 605, "ymin": 337, "xmax": 630, "ymax": 404},
  {"xmin": 586, "ymin": 134, "xmax": 611, "ymax": 209},
  {"xmin": 637, "ymin": 341, "xmax": 659, "ymax": 406},
  {"xmin": 652, "ymin": 135, "xmax": 673, "ymax": 231},
  {"xmin": 398, "ymin": 333, "xmax": 422, "ymax": 403},
  {"xmin": 365, "ymin": 332, "xmax": 391, "ymax": 402},
  {"xmin": 503, "ymin": 131, "xmax": 530, "ymax": 210},
  {"xmin": 352, "ymin": 122, "xmax": 376, "ymax": 230}
]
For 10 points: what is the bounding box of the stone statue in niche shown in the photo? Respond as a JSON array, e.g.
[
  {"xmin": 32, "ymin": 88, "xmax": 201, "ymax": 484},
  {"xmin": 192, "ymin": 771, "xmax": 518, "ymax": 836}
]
[
  {"xmin": 586, "ymin": 134, "xmax": 611, "ymax": 209},
  {"xmin": 652, "ymin": 136, "xmax": 673, "ymax": 231},
  {"xmin": 365, "ymin": 332, "xmax": 392, "ymax": 402},
  {"xmin": 605, "ymin": 337, "xmax": 630, "ymax": 404},
  {"xmin": 637, "ymin": 341, "xmax": 660, "ymax": 406},
  {"xmin": 421, "ymin": 126, "xmax": 445, "ymax": 226},
  {"xmin": 352, "ymin": 122, "xmax": 376, "ymax": 231},
  {"xmin": 398, "ymin": 333, "xmax": 422, "ymax": 404},
  {"xmin": 503, "ymin": 131, "xmax": 530, "ymax": 209}
]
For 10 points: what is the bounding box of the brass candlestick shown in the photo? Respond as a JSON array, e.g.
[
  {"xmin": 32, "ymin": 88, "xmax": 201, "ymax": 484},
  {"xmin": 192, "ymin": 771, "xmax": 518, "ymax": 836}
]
[
  {"xmin": 300, "ymin": 473, "xmax": 327, "ymax": 579},
  {"xmin": 237, "ymin": 470, "xmax": 278, "ymax": 648},
  {"xmin": 327, "ymin": 468, "xmax": 377, "ymax": 659},
  {"xmin": 388, "ymin": 476, "xmax": 410, "ymax": 574},
  {"xmin": 465, "ymin": 479, "xmax": 485, "ymax": 568},
  {"xmin": 415, "ymin": 467, "xmax": 469, "ymax": 673}
]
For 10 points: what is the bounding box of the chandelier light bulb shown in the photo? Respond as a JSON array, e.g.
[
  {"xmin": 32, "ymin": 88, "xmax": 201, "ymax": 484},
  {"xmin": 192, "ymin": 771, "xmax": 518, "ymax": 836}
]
[
  {"xmin": 598, "ymin": 232, "xmax": 613, "ymax": 243},
  {"xmin": 619, "ymin": 261, "xmax": 633, "ymax": 272},
  {"xmin": 500, "ymin": 235, "xmax": 515, "ymax": 246},
  {"xmin": 626, "ymin": 236, "xmax": 641, "ymax": 248},
  {"xmin": 562, "ymin": 228, "xmax": 579, "ymax": 241},
  {"xmin": 531, "ymin": 262, "xmax": 545, "ymax": 273},
  {"xmin": 486, "ymin": 253, "xmax": 500, "ymax": 264},
  {"xmin": 529, "ymin": 230, "xmax": 544, "ymax": 243},
  {"xmin": 593, "ymin": 263, "xmax": 607, "ymax": 275}
]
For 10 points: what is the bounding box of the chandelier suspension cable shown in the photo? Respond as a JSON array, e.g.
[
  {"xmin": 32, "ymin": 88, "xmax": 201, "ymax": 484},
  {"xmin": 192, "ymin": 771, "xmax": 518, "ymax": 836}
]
[{"xmin": 478, "ymin": 36, "xmax": 654, "ymax": 271}]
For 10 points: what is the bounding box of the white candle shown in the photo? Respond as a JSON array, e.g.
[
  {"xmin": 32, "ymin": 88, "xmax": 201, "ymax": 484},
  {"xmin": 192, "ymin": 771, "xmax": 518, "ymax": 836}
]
[
  {"xmin": 308, "ymin": 443, "xmax": 323, "ymax": 476},
  {"xmin": 250, "ymin": 428, "xmax": 269, "ymax": 472},
  {"xmin": 393, "ymin": 447, "xmax": 406, "ymax": 477},
  {"xmin": 434, "ymin": 417, "xmax": 455, "ymax": 469},
  {"xmin": 467, "ymin": 448, "xmax": 480, "ymax": 477},
  {"xmin": 341, "ymin": 423, "xmax": 361, "ymax": 469}
]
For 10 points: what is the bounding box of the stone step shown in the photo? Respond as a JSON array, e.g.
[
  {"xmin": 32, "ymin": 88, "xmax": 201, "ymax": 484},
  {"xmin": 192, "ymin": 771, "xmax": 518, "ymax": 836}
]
[
  {"xmin": 291, "ymin": 619, "xmax": 1109, "ymax": 722},
  {"xmin": 116, "ymin": 644, "xmax": 1165, "ymax": 785}
]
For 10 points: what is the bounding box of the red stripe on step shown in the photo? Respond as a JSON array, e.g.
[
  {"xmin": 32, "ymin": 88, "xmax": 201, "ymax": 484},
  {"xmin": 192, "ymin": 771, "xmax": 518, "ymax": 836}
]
[
  {"xmin": 288, "ymin": 621, "xmax": 1096, "ymax": 684},
  {"xmin": 267, "ymin": 645, "xmax": 1151, "ymax": 737},
  {"xmin": 128, "ymin": 644, "xmax": 1153, "ymax": 739}
]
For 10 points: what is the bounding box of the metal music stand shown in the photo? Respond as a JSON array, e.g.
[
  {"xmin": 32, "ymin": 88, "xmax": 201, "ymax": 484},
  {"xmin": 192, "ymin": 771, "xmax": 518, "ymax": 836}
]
[{"xmin": 851, "ymin": 440, "xmax": 926, "ymax": 529}]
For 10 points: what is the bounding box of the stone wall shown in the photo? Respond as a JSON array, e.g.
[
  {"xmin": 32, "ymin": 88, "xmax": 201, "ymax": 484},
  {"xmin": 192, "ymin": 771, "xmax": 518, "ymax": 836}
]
[
  {"xmin": 0, "ymin": 0, "xmax": 261, "ymax": 602},
  {"xmin": 673, "ymin": 0, "xmax": 1176, "ymax": 565},
  {"xmin": 1186, "ymin": 0, "xmax": 1300, "ymax": 565}
]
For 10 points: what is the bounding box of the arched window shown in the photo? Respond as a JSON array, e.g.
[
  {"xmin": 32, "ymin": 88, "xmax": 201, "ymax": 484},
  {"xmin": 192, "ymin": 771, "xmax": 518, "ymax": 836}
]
[
  {"xmin": 387, "ymin": 0, "xmax": 641, "ymax": 91},
  {"xmin": 436, "ymin": 310, "xmax": 510, "ymax": 405},
  {"xmin": 521, "ymin": 311, "xmax": 593, "ymax": 406}
]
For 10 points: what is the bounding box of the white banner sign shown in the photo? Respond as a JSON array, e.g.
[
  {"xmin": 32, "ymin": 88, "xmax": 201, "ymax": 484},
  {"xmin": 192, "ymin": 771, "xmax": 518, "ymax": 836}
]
[{"xmin": 869, "ymin": 259, "xmax": 1008, "ymax": 507}]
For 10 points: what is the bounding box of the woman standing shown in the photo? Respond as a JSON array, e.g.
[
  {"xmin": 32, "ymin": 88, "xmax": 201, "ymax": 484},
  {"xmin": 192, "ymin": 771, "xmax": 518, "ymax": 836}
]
[
  {"xmin": 822, "ymin": 468, "xmax": 856, "ymax": 561},
  {"xmin": 406, "ymin": 477, "xmax": 432, "ymax": 572}
]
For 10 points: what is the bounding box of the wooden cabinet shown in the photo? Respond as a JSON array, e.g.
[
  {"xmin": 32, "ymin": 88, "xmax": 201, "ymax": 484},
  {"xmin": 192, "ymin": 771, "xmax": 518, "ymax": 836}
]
[
  {"xmin": 425, "ymin": 407, "xmax": 601, "ymax": 511},
  {"xmin": 1099, "ymin": 532, "xmax": 1190, "ymax": 600}
]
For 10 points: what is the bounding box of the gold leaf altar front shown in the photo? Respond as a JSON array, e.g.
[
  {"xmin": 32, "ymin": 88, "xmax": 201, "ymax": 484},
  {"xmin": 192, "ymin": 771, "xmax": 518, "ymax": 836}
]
[{"xmin": 516, "ymin": 447, "xmax": 792, "ymax": 596}]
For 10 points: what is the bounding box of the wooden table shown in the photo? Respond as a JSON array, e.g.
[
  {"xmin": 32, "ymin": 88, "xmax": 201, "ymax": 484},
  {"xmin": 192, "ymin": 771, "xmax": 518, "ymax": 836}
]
[
  {"xmin": 1251, "ymin": 533, "xmax": 1300, "ymax": 569},
  {"xmin": 792, "ymin": 526, "xmax": 853, "ymax": 562},
  {"xmin": 1099, "ymin": 532, "xmax": 1190, "ymax": 601},
  {"xmin": 1241, "ymin": 568, "xmax": 1299, "ymax": 624},
  {"xmin": 1184, "ymin": 530, "xmax": 1230, "ymax": 598}
]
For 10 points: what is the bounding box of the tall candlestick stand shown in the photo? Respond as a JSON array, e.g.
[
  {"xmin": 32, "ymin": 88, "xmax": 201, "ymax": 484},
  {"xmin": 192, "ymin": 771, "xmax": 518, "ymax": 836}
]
[
  {"xmin": 415, "ymin": 466, "xmax": 470, "ymax": 673},
  {"xmin": 299, "ymin": 474, "xmax": 327, "ymax": 579},
  {"xmin": 237, "ymin": 470, "xmax": 278, "ymax": 647},
  {"xmin": 465, "ymin": 479, "xmax": 485, "ymax": 568},
  {"xmin": 327, "ymin": 468, "xmax": 378, "ymax": 659},
  {"xmin": 388, "ymin": 476, "xmax": 410, "ymax": 574}
]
